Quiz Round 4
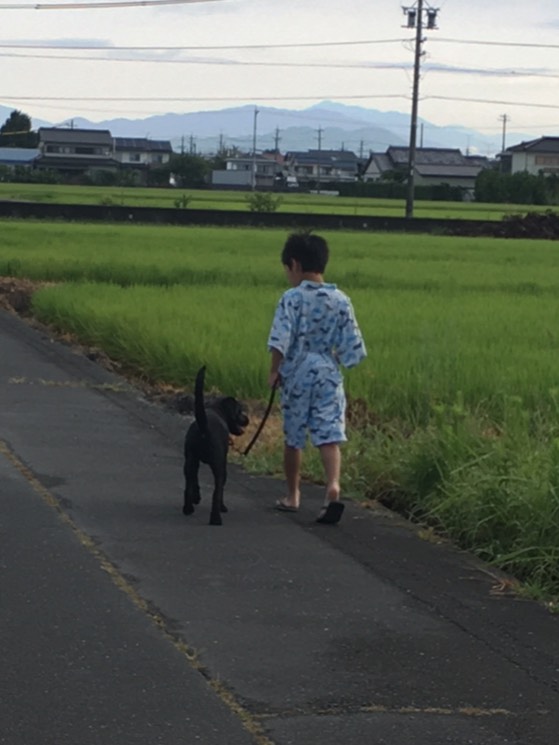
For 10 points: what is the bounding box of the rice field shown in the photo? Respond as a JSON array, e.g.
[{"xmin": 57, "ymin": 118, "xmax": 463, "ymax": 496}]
[
  {"xmin": 2, "ymin": 218, "xmax": 559, "ymax": 600},
  {"xmin": 0, "ymin": 181, "xmax": 550, "ymax": 220}
]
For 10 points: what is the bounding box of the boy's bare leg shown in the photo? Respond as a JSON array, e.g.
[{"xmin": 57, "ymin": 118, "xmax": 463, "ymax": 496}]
[
  {"xmin": 319, "ymin": 442, "xmax": 341, "ymax": 502},
  {"xmin": 283, "ymin": 445, "xmax": 302, "ymax": 507}
]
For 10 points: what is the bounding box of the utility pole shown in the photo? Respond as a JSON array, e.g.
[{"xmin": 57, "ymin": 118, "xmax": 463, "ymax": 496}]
[
  {"xmin": 402, "ymin": 1, "xmax": 439, "ymax": 219},
  {"xmin": 251, "ymin": 106, "xmax": 259, "ymax": 190},
  {"xmin": 189, "ymin": 135, "xmax": 196, "ymax": 155},
  {"xmin": 274, "ymin": 127, "xmax": 281, "ymax": 153},
  {"xmin": 316, "ymin": 126, "xmax": 323, "ymax": 194},
  {"xmin": 499, "ymin": 114, "xmax": 510, "ymax": 173},
  {"xmin": 499, "ymin": 114, "xmax": 509, "ymax": 154}
]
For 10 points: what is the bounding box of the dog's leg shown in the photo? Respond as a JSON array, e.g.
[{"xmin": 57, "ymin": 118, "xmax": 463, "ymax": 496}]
[
  {"xmin": 183, "ymin": 452, "xmax": 201, "ymax": 516},
  {"xmin": 209, "ymin": 460, "xmax": 226, "ymax": 526},
  {"xmin": 220, "ymin": 463, "xmax": 228, "ymax": 514}
]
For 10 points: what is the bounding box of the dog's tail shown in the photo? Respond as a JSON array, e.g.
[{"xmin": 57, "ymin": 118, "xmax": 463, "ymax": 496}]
[{"xmin": 194, "ymin": 365, "xmax": 208, "ymax": 433}]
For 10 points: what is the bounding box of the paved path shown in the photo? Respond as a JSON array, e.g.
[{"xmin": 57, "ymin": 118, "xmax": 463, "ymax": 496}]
[{"xmin": 1, "ymin": 310, "xmax": 558, "ymax": 745}]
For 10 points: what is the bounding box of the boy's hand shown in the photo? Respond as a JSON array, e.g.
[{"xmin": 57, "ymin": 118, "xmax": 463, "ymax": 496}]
[
  {"xmin": 269, "ymin": 348, "xmax": 283, "ymax": 389},
  {"xmin": 268, "ymin": 371, "xmax": 281, "ymax": 389}
]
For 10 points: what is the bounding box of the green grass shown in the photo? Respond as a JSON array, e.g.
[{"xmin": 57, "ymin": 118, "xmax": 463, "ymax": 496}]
[
  {"xmin": 0, "ymin": 181, "xmax": 551, "ymax": 220},
  {"xmin": 2, "ymin": 220, "xmax": 559, "ymax": 295},
  {"xmin": 3, "ymin": 217, "xmax": 559, "ymax": 602},
  {"xmin": 29, "ymin": 280, "xmax": 559, "ymax": 423}
]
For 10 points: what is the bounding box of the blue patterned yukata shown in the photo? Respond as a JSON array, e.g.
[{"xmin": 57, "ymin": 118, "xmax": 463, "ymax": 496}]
[{"xmin": 268, "ymin": 280, "xmax": 366, "ymax": 449}]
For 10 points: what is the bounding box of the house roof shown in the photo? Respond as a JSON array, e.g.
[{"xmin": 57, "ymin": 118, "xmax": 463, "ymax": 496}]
[
  {"xmin": 465, "ymin": 155, "xmax": 490, "ymax": 167},
  {"xmin": 38, "ymin": 128, "xmax": 113, "ymax": 146},
  {"xmin": 388, "ymin": 147, "xmax": 465, "ymax": 166},
  {"xmin": 506, "ymin": 137, "xmax": 559, "ymax": 154},
  {"xmin": 286, "ymin": 150, "xmax": 359, "ymax": 169},
  {"xmin": 415, "ymin": 164, "xmax": 482, "ymax": 179},
  {"xmin": 226, "ymin": 155, "xmax": 280, "ymax": 165},
  {"xmin": 363, "ymin": 148, "xmax": 489, "ymax": 179},
  {"xmin": 0, "ymin": 147, "xmax": 40, "ymax": 164},
  {"xmin": 364, "ymin": 153, "xmax": 393, "ymax": 173},
  {"xmin": 36, "ymin": 155, "xmax": 119, "ymax": 170},
  {"xmin": 114, "ymin": 137, "xmax": 173, "ymax": 153}
]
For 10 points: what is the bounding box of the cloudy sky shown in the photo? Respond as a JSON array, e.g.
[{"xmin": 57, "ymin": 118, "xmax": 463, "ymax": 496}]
[{"xmin": 1, "ymin": 0, "xmax": 558, "ymax": 141}]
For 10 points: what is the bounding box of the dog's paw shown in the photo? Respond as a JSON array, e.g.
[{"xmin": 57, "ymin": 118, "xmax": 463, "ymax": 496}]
[
  {"xmin": 183, "ymin": 504, "xmax": 195, "ymax": 515},
  {"xmin": 209, "ymin": 514, "xmax": 223, "ymax": 526},
  {"xmin": 193, "ymin": 494, "xmax": 201, "ymax": 505},
  {"xmin": 220, "ymin": 504, "xmax": 228, "ymax": 513}
]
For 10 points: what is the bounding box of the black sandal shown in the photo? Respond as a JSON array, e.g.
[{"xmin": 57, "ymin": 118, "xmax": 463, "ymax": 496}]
[{"xmin": 316, "ymin": 502, "xmax": 345, "ymax": 524}]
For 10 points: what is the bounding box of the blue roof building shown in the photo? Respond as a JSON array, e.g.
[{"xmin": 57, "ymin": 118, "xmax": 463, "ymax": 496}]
[{"xmin": 0, "ymin": 147, "xmax": 40, "ymax": 167}]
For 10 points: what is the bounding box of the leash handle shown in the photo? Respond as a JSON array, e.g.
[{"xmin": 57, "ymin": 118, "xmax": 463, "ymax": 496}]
[{"xmin": 243, "ymin": 382, "xmax": 278, "ymax": 456}]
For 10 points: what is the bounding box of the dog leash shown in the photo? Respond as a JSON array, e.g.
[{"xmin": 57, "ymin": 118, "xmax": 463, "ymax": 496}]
[{"xmin": 243, "ymin": 381, "xmax": 278, "ymax": 456}]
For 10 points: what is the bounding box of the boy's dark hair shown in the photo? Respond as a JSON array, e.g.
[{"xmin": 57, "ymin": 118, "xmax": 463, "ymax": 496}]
[{"xmin": 281, "ymin": 231, "xmax": 329, "ymax": 273}]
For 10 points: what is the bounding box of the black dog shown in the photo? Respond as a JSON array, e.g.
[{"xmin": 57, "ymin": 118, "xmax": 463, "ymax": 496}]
[{"xmin": 182, "ymin": 366, "xmax": 249, "ymax": 525}]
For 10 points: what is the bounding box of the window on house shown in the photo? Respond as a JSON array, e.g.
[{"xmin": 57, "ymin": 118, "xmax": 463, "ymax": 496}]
[
  {"xmin": 129, "ymin": 153, "xmax": 141, "ymax": 162},
  {"xmin": 535, "ymin": 155, "xmax": 559, "ymax": 166}
]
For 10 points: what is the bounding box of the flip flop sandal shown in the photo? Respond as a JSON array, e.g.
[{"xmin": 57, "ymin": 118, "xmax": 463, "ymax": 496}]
[
  {"xmin": 316, "ymin": 501, "xmax": 345, "ymax": 524},
  {"xmin": 274, "ymin": 499, "xmax": 299, "ymax": 513}
]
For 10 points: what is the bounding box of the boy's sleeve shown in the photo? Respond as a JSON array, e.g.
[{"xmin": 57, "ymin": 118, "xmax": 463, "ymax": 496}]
[
  {"xmin": 335, "ymin": 297, "xmax": 367, "ymax": 368},
  {"xmin": 267, "ymin": 293, "xmax": 294, "ymax": 355}
]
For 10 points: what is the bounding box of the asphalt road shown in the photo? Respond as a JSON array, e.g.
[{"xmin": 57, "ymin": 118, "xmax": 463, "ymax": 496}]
[{"xmin": 1, "ymin": 310, "xmax": 558, "ymax": 745}]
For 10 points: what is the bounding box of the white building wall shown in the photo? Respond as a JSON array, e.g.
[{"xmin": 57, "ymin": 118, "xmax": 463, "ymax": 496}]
[{"xmin": 511, "ymin": 151, "xmax": 533, "ymax": 174}]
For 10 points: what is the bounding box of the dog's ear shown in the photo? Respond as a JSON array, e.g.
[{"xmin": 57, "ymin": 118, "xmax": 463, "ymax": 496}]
[{"xmin": 220, "ymin": 397, "xmax": 241, "ymax": 419}]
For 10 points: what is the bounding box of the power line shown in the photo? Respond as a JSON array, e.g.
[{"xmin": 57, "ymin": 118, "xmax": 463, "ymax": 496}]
[
  {"xmin": 0, "ymin": 51, "xmax": 414, "ymax": 71},
  {"xmin": 0, "ymin": 93, "xmax": 410, "ymax": 102},
  {"xmin": 3, "ymin": 92, "xmax": 559, "ymax": 111},
  {"xmin": 0, "ymin": 0, "xmax": 222, "ymax": 9},
  {"xmin": 427, "ymin": 94, "xmax": 559, "ymax": 111},
  {"xmin": 3, "ymin": 50, "xmax": 559, "ymax": 80},
  {"xmin": 423, "ymin": 65, "xmax": 559, "ymax": 80},
  {"xmin": 0, "ymin": 38, "xmax": 408, "ymax": 50},
  {"xmin": 0, "ymin": 35, "xmax": 556, "ymax": 51},
  {"xmin": 433, "ymin": 37, "xmax": 559, "ymax": 51}
]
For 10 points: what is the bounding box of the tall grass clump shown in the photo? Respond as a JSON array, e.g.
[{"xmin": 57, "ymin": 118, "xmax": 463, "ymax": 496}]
[{"xmin": 340, "ymin": 395, "xmax": 559, "ymax": 597}]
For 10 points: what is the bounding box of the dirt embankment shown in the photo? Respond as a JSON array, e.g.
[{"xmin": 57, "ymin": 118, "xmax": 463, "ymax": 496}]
[
  {"xmin": 0, "ymin": 277, "xmax": 41, "ymax": 314},
  {"xmin": 448, "ymin": 210, "xmax": 559, "ymax": 239}
]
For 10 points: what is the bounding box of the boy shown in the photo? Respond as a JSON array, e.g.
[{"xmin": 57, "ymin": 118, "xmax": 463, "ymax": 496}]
[{"xmin": 267, "ymin": 232, "xmax": 366, "ymax": 524}]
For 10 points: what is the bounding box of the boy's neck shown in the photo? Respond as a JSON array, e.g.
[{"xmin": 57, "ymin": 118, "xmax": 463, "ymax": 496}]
[{"xmin": 300, "ymin": 272, "xmax": 324, "ymax": 284}]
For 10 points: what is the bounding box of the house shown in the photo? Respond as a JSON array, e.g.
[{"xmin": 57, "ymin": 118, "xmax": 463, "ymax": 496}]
[
  {"xmin": 212, "ymin": 153, "xmax": 283, "ymax": 190},
  {"xmin": 363, "ymin": 147, "xmax": 489, "ymax": 193},
  {"xmin": 0, "ymin": 147, "xmax": 40, "ymax": 169},
  {"xmin": 284, "ymin": 150, "xmax": 360, "ymax": 186},
  {"xmin": 36, "ymin": 127, "xmax": 118, "ymax": 176},
  {"xmin": 503, "ymin": 137, "xmax": 559, "ymax": 176},
  {"xmin": 114, "ymin": 138, "xmax": 173, "ymax": 169}
]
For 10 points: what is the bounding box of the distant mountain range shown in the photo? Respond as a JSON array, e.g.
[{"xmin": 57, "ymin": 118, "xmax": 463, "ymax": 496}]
[{"xmin": 0, "ymin": 100, "xmax": 537, "ymax": 157}]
